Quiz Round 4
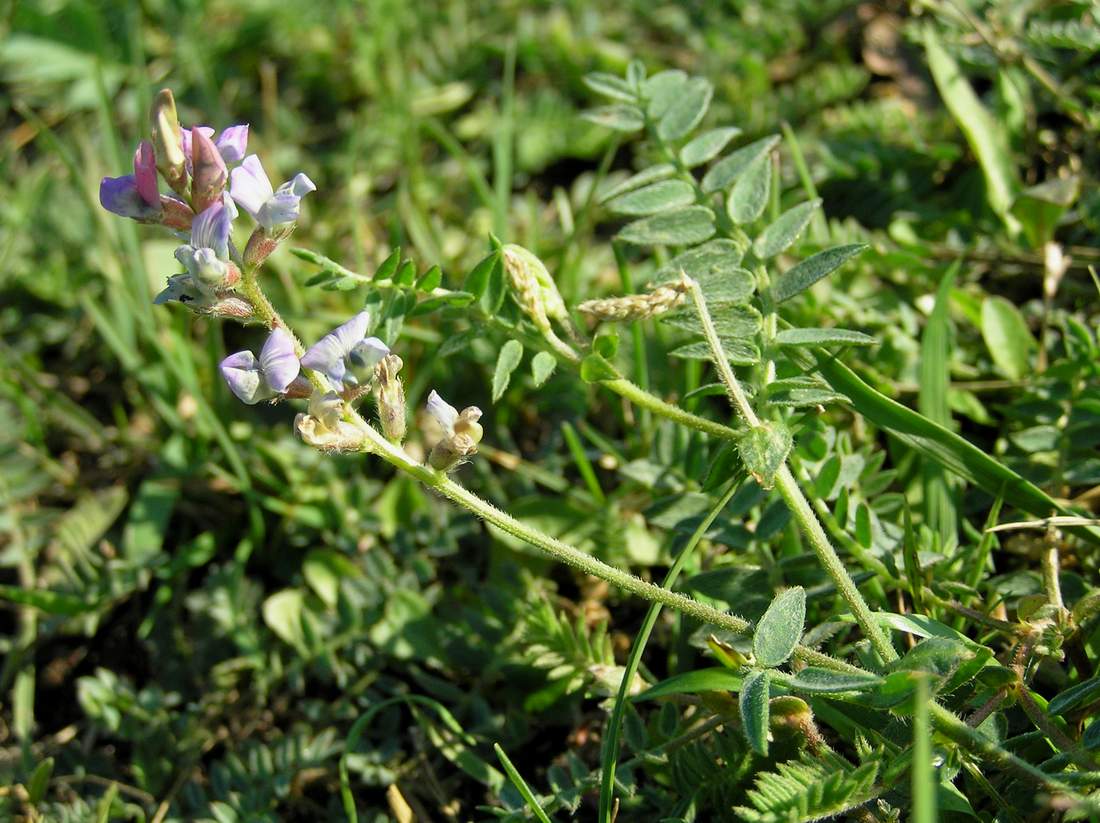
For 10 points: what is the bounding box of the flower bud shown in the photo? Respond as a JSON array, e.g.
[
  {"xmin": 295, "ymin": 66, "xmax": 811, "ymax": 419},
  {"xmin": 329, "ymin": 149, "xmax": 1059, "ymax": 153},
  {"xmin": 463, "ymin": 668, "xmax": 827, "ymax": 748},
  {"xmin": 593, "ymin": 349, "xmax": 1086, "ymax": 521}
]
[
  {"xmin": 502, "ymin": 244, "xmax": 568, "ymax": 333},
  {"xmin": 190, "ymin": 128, "xmax": 229, "ymax": 214},
  {"xmin": 203, "ymin": 296, "xmax": 253, "ymax": 320},
  {"xmin": 375, "ymin": 354, "xmax": 407, "ymax": 443},
  {"xmin": 160, "ymin": 196, "xmax": 194, "ymax": 231},
  {"xmin": 150, "ymin": 89, "xmax": 187, "ymax": 195},
  {"xmin": 243, "ymin": 226, "xmax": 281, "ymax": 269}
]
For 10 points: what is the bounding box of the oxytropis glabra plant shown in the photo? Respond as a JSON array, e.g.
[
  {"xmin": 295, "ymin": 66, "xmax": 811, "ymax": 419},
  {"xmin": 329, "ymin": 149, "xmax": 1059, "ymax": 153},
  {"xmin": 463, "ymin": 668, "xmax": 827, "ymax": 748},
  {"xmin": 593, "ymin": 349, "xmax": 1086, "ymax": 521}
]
[{"xmin": 100, "ymin": 83, "xmax": 1098, "ymax": 819}]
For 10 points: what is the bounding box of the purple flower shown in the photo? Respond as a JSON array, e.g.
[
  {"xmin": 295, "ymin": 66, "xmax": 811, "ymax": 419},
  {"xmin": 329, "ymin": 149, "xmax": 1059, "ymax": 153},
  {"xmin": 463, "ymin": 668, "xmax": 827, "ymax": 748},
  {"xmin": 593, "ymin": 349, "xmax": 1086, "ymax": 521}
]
[
  {"xmin": 259, "ymin": 327, "xmax": 301, "ymax": 393},
  {"xmin": 300, "ymin": 311, "xmax": 389, "ymax": 388},
  {"xmin": 99, "ymin": 140, "xmax": 162, "ymax": 221},
  {"xmin": 219, "ymin": 327, "xmax": 301, "ymax": 404},
  {"xmin": 230, "ymin": 155, "xmax": 316, "ymax": 232},
  {"xmin": 174, "ymin": 193, "xmax": 237, "ymax": 289},
  {"xmin": 181, "ymin": 124, "xmax": 249, "ymax": 169}
]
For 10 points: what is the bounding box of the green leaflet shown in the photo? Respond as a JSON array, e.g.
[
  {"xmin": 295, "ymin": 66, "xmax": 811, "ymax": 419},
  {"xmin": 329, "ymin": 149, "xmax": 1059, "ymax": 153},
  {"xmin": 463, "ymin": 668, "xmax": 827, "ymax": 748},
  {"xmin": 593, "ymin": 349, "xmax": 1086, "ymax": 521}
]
[
  {"xmin": 753, "ymin": 586, "xmax": 805, "ymax": 667},
  {"xmin": 605, "ymin": 180, "xmax": 696, "ymax": 216},
  {"xmin": 754, "ymin": 199, "xmax": 821, "ymax": 258},
  {"xmin": 617, "ymin": 206, "xmax": 717, "ymax": 246},
  {"xmin": 769, "ymin": 244, "xmax": 868, "ymax": 304},
  {"xmin": 740, "ymin": 670, "xmax": 771, "ymax": 755},
  {"xmin": 492, "ymin": 339, "xmax": 524, "ymax": 401},
  {"xmin": 681, "ymin": 126, "xmax": 742, "ymax": 168}
]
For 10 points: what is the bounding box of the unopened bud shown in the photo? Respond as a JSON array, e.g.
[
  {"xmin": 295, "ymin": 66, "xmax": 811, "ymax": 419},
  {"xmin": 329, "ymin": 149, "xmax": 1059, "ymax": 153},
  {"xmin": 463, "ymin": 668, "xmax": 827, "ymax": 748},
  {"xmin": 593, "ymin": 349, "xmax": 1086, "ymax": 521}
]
[
  {"xmin": 159, "ymin": 196, "xmax": 194, "ymax": 231},
  {"xmin": 150, "ymin": 89, "xmax": 187, "ymax": 195},
  {"xmin": 202, "ymin": 296, "xmax": 253, "ymax": 320},
  {"xmin": 578, "ymin": 280, "xmax": 687, "ymax": 321},
  {"xmin": 502, "ymin": 244, "xmax": 568, "ymax": 332},
  {"xmin": 375, "ymin": 354, "xmax": 407, "ymax": 443},
  {"xmin": 243, "ymin": 227, "xmax": 283, "ymax": 269},
  {"xmin": 190, "ymin": 129, "xmax": 228, "ymax": 214}
]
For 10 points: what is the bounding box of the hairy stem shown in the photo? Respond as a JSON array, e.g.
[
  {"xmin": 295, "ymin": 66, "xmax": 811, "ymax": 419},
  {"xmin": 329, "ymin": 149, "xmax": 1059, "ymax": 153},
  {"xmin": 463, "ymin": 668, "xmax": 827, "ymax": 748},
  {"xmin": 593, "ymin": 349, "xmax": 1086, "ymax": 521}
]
[{"xmin": 685, "ymin": 277, "xmax": 899, "ymax": 664}]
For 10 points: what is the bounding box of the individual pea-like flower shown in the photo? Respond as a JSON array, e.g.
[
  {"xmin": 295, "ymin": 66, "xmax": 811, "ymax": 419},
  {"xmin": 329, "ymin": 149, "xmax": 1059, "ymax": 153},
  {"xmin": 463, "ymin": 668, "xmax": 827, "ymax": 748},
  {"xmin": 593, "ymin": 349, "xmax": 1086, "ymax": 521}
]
[
  {"xmin": 99, "ymin": 141, "xmax": 161, "ymax": 221},
  {"xmin": 219, "ymin": 327, "xmax": 302, "ymax": 404},
  {"xmin": 295, "ymin": 392, "xmax": 365, "ymax": 453},
  {"xmin": 300, "ymin": 311, "xmax": 389, "ymax": 389},
  {"xmin": 426, "ymin": 390, "xmax": 483, "ymax": 471},
  {"xmin": 174, "ymin": 193, "xmax": 239, "ymax": 291},
  {"xmin": 230, "ymin": 155, "xmax": 316, "ymax": 233}
]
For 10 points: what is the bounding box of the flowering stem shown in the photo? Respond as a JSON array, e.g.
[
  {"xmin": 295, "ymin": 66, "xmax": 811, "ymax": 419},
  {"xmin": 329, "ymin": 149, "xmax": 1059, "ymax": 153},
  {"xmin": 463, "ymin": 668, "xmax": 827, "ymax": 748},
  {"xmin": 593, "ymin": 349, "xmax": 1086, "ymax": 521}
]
[
  {"xmin": 345, "ymin": 408, "xmax": 862, "ymax": 674},
  {"xmin": 685, "ymin": 277, "xmax": 898, "ymax": 664}
]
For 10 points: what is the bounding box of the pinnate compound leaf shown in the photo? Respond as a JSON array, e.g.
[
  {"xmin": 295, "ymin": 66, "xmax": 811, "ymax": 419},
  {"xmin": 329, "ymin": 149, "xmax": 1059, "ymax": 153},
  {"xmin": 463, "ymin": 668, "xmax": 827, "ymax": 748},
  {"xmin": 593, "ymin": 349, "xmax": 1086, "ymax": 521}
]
[
  {"xmin": 617, "ymin": 206, "xmax": 716, "ymax": 246},
  {"xmin": 492, "ymin": 340, "xmax": 524, "ymax": 401},
  {"xmin": 740, "ymin": 670, "xmax": 771, "ymax": 755},
  {"xmin": 753, "ymin": 586, "xmax": 805, "ymax": 667},
  {"xmin": 754, "ymin": 199, "xmax": 821, "ymax": 258},
  {"xmin": 770, "ymin": 244, "xmax": 867, "ymax": 304}
]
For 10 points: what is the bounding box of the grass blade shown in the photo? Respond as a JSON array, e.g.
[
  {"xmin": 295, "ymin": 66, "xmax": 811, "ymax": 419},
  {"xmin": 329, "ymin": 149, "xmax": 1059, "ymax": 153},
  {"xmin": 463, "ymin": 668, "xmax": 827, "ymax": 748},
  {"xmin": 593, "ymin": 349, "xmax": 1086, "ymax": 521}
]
[{"xmin": 494, "ymin": 743, "xmax": 553, "ymax": 823}]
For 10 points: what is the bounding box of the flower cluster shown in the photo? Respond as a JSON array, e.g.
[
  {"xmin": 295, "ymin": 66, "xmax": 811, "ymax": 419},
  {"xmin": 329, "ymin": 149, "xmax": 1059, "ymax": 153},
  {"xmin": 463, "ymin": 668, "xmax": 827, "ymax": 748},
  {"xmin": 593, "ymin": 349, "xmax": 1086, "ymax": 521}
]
[
  {"xmin": 100, "ymin": 90, "xmax": 484, "ymax": 471},
  {"xmin": 99, "ymin": 89, "xmax": 315, "ymax": 316}
]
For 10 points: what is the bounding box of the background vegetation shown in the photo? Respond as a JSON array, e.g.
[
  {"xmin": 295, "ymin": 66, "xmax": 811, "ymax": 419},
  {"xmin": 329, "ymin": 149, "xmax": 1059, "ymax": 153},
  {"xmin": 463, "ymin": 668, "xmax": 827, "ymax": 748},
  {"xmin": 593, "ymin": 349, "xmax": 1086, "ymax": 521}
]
[{"xmin": 1, "ymin": 0, "xmax": 1098, "ymax": 820}]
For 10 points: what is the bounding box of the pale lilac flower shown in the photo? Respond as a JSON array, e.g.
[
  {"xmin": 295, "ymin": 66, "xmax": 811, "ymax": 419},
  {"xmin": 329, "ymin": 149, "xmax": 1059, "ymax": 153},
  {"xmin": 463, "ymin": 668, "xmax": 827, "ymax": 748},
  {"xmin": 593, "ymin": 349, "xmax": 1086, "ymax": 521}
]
[
  {"xmin": 174, "ymin": 194, "xmax": 237, "ymax": 289},
  {"xmin": 181, "ymin": 124, "xmax": 250, "ymax": 169},
  {"xmin": 259, "ymin": 327, "xmax": 301, "ymax": 393},
  {"xmin": 300, "ymin": 311, "xmax": 388, "ymax": 387},
  {"xmin": 99, "ymin": 140, "xmax": 161, "ymax": 220},
  {"xmin": 230, "ymin": 155, "xmax": 316, "ymax": 232},
  {"xmin": 219, "ymin": 328, "xmax": 301, "ymax": 404},
  {"xmin": 426, "ymin": 390, "xmax": 483, "ymax": 471},
  {"xmin": 220, "ymin": 350, "xmax": 270, "ymax": 404},
  {"xmin": 426, "ymin": 390, "xmax": 460, "ymax": 436}
]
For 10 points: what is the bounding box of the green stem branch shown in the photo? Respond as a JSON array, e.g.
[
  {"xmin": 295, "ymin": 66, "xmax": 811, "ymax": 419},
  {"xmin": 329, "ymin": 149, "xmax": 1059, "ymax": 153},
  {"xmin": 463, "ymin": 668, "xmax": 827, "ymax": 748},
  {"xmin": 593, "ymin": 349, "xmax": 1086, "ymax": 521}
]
[{"xmin": 685, "ymin": 277, "xmax": 898, "ymax": 664}]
